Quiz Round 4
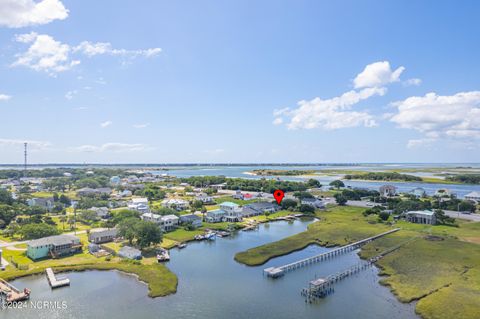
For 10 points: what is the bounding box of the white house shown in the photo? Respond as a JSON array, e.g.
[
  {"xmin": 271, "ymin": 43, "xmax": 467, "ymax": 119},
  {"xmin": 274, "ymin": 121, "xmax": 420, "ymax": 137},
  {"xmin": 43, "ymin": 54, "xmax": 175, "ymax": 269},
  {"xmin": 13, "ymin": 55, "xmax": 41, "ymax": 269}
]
[
  {"xmin": 27, "ymin": 197, "xmax": 54, "ymax": 211},
  {"xmin": 300, "ymin": 198, "xmax": 325, "ymax": 209},
  {"xmin": 465, "ymin": 191, "xmax": 480, "ymax": 203},
  {"xmin": 89, "ymin": 206, "xmax": 109, "ymax": 218},
  {"xmin": 220, "ymin": 202, "xmax": 243, "ymax": 222},
  {"xmin": 205, "ymin": 209, "xmax": 226, "ymax": 223},
  {"xmin": 159, "ymin": 214, "xmax": 179, "ymax": 231},
  {"xmin": 128, "ymin": 197, "xmax": 150, "ymax": 213},
  {"xmin": 410, "ymin": 187, "xmax": 426, "ymax": 198},
  {"xmin": 141, "ymin": 212, "xmax": 162, "ymax": 223},
  {"xmin": 196, "ymin": 193, "xmax": 214, "ymax": 204},
  {"xmin": 406, "ymin": 210, "xmax": 437, "ymax": 225},
  {"xmin": 161, "ymin": 199, "xmax": 189, "ymax": 211},
  {"xmin": 379, "ymin": 185, "xmax": 397, "ymax": 197}
]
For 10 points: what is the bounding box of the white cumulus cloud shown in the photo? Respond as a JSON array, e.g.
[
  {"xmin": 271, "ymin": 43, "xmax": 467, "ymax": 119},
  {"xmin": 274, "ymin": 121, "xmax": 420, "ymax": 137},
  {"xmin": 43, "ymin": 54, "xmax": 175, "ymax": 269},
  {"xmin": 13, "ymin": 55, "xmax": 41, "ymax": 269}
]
[
  {"xmin": 390, "ymin": 91, "xmax": 480, "ymax": 147},
  {"xmin": 353, "ymin": 61, "xmax": 405, "ymax": 89},
  {"xmin": 0, "ymin": 0, "xmax": 68, "ymax": 28},
  {"xmin": 12, "ymin": 33, "xmax": 162, "ymax": 74},
  {"xmin": 0, "ymin": 94, "xmax": 12, "ymax": 101},
  {"xmin": 133, "ymin": 123, "xmax": 150, "ymax": 129}
]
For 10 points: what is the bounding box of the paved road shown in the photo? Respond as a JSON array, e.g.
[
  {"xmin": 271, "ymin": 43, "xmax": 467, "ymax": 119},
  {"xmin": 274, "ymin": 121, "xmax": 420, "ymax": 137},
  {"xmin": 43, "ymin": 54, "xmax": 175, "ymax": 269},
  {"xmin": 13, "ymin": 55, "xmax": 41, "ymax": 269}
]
[{"xmin": 347, "ymin": 200, "xmax": 480, "ymax": 222}]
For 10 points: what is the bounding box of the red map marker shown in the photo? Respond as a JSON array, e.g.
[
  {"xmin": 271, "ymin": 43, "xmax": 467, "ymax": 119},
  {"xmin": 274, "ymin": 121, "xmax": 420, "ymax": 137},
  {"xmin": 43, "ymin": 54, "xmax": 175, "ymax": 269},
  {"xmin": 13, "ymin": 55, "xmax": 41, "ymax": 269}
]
[{"xmin": 273, "ymin": 189, "xmax": 285, "ymax": 205}]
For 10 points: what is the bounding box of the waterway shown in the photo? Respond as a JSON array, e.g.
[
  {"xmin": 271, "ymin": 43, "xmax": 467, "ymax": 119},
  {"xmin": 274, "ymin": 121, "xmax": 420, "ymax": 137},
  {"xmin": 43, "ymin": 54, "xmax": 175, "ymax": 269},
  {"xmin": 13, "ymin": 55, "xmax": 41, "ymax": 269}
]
[{"xmin": 4, "ymin": 219, "xmax": 417, "ymax": 319}]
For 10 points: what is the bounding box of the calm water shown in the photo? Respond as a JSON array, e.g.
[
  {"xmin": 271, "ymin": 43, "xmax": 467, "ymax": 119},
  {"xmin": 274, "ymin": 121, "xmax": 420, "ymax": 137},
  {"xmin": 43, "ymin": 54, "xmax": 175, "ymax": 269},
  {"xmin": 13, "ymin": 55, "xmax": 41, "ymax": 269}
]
[
  {"xmin": 4, "ymin": 220, "xmax": 417, "ymax": 319},
  {"xmin": 152, "ymin": 164, "xmax": 480, "ymax": 198}
]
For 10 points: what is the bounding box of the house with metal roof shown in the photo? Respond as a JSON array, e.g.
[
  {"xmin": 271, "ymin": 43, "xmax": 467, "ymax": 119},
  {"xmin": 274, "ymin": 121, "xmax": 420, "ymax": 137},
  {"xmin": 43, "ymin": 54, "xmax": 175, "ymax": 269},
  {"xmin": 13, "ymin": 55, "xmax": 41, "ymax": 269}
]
[
  {"xmin": 406, "ymin": 210, "xmax": 436, "ymax": 225},
  {"xmin": 27, "ymin": 234, "xmax": 82, "ymax": 260},
  {"xmin": 179, "ymin": 214, "xmax": 202, "ymax": 228},
  {"xmin": 118, "ymin": 246, "xmax": 142, "ymax": 260},
  {"xmin": 88, "ymin": 228, "xmax": 118, "ymax": 244},
  {"xmin": 206, "ymin": 209, "xmax": 227, "ymax": 223},
  {"xmin": 242, "ymin": 202, "xmax": 280, "ymax": 217}
]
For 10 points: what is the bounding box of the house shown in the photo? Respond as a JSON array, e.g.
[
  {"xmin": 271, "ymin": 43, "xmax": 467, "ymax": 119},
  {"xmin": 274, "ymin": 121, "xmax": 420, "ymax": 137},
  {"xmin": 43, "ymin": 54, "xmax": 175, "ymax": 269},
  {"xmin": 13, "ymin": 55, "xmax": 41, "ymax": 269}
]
[
  {"xmin": 27, "ymin": 197, "xmax": 54, "ymax": 211},
  {"xmin": 118, "ymin": 246, "xmax": 142, "ymax": 260},
  {"xmin": 179, "ymin": 214, "xmax": 203, "ymax": 228},
  {"xmin": 464, "ymin": 191, "xmax": 480, "ymax": 203},
  {"xmin": 88, "ymin": 228, "xmax": 118, "ymax": 244},
  {"xmin": 435, "ymin": 188, "xmax": 452, "ymax": 197},
  {"xmin": 77, "ymin": 187, "xmax": 112, "ymax": 197},
  {"xmin": 300, "ymin": 198, "xmax": 325, "ymax": 209},
  {"xmin": 119, "ymin": 190, "xmax": 133, "ymax": 197},
  {"xmin": 379, "ymin": 185, "xmax": 397, "ymax": 197},
  {"xmin": 206, "ymin": 209, "xmax": 226, "ymax": 223},
  {"xmin": 232, "ymin": 190, "xmax": 244, "ymax": 200},
  {"xmin": 110, "ymin": 176, "xmax": 121, "ymax": 185},
  {"xmin": 410, "ymin": 187, "xmax": 426, "ymax": 198},
  {"xmin": 128, "ymin": 197, "xmax": 150, "ymax": 213},
  {"xmin": 141, "ymin": 213, "xmax": 179, "ymax": 231},
  {"xmin": 161, "ymin": 198, "xmax": 189, "ymax": 211},
  {"xmin": 196, "ymin": 193, "xmax": 214, "ymax": 204},
  {"xmin": 242, "ymin": 202, "xmax": 280, "ymax": 217},
  {"xmin": 405, "ymin": 210, "xmax": 436, "ymax": 225},
  {"xmin": 89, "ymin": 206, "xmax": 109, "ymax": 219},
  {"xmin": 220, "ymin": 202, "xmax": 243, "ymax": 222},
  {"xmin": 27, "ymin": 234, "xmax": 82, "ymax": 260},
  {"xmin": 159, "ymin": 214, "xmax": 180, "ymax": 231},
  {"xmin": 141, "ymin": 212, "xmax": 162, "ymax": 223},
  {"xmin": 211, "ymin": 183, "xmax": 226, "ymax": 190}
]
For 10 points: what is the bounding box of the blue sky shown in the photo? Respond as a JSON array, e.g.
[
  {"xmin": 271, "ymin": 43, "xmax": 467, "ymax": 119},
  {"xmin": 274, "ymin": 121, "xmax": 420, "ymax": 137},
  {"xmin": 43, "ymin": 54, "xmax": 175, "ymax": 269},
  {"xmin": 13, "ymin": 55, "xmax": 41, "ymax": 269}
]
[{"xmin": 0, "ymin": 0, "xmax": 479, "ymax": 163}]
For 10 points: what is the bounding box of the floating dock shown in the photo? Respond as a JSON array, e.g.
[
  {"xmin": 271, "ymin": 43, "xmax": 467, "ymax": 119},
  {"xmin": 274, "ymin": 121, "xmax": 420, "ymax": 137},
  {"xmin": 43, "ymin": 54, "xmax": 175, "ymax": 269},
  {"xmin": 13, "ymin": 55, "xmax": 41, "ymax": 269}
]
[
  {"xmin": 0, "ymin": 278, "xmax": 31, "ymax": 302},
  {"xmin": 264, "ymin": 228, "xmax": 400, "ymax": 278},
  {"xmin": 46, "ymin": 268, "xmax": 70, "ymax": 288}
]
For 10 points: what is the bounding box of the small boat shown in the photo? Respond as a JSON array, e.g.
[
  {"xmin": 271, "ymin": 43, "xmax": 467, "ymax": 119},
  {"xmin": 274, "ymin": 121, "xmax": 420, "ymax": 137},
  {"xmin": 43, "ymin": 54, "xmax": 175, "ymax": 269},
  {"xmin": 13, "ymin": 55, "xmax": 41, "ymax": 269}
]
[
  {"xmin": 178, "ymin": 243, "xmax": 187, "ymax": 249},
  {"xmin": 204, "ymin": 232, "xmax": 216, "ymax": 241},
  {"xmin": 156, "ymin": 249, "xmax": 170, "ymax": 262}
]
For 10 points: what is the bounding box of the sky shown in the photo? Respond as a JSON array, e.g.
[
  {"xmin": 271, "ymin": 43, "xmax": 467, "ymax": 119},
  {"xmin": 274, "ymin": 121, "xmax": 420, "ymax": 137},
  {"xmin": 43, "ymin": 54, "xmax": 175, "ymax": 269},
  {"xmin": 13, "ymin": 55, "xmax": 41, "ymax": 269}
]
[{"xmin": 0, "ymin": 0, "xmax": 479, "ymax": 164}]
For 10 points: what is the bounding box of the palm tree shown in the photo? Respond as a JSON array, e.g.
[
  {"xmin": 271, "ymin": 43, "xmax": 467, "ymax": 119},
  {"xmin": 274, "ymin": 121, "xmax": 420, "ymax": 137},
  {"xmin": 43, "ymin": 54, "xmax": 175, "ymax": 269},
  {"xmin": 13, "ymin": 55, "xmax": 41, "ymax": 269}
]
[{"xmin": 59, "ymin": 215, "xmax": 67, "ymax": 231}]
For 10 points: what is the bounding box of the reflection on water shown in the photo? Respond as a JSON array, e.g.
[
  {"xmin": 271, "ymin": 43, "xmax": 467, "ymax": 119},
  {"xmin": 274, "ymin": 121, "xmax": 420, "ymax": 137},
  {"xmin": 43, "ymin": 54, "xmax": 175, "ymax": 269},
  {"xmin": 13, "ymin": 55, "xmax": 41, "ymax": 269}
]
[{"xmin": 4, "ymin": 220, "xmax": 417, "ymax": 319}]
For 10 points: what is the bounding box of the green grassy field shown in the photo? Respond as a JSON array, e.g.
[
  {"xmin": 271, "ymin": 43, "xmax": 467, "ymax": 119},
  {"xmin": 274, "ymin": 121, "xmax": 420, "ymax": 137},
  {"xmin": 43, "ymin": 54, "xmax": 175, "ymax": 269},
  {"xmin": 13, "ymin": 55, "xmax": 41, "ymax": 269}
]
[{"xmin": 234, "ymin": 205, "xmax": 480, "ymax": 319}]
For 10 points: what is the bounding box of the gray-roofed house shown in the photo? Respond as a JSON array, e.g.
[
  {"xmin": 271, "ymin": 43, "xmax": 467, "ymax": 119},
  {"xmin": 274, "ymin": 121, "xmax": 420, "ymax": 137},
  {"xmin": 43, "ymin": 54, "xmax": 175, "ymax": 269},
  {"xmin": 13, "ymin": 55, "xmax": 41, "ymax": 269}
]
[
  {"xmin": 27, "ymin": 234, "xmax": 82, "ymax": 260},
  {"xmin": 27, "ymin": 197, "xmax": 54, "ymax": 212},
  {"xmin": 410, "ymin": 187, "xmax": 426, "ymax": 198},
  {"xmin": 465, "ymin": 191, "xmax": 480, "ymax": 203},
  {"xmin": 206, "ymin": 209, "xmax": 226, "ymax": 223},
  {"xmin": 242, "ymin": 202, "xmax": 280, "ymax": 217},
  {"xmin": 88, "ymin": 228, "xmax": 118, "ymax": 244},
  {"xmin": 379, "ymin": 185, "xmax": 397, "ymax": 197},
  {"xmin": 179, "ymin": 214, "xmax": 203, "ymax": 228},
  {"xmin": 300, "ymin": 198, "xmax": 325, "ymax": 209},
  {"xmin": 406, "ymin": 210, "xmax": 437, "ymax": 225},
  {"xmin": 118, "ymin": 246, "xmax": 142, "ymax": 260}
]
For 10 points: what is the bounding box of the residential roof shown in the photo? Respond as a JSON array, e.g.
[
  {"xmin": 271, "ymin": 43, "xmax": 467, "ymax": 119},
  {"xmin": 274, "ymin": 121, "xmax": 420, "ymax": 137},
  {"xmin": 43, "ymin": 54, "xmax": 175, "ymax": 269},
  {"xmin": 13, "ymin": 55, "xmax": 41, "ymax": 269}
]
[
  {"xmin": 180, "ymin": 214, "xmax": 202, "ymax": 221},
  {"xmin": 142, "ymin": 212, "xmax": 161, "ymax": 220},
  {"xmin": 29, "ymin": 234, "xmax": 80, "ymax": 248},
  {"xmin": 220, "ymin": 202, "xmax": 239, "ymax": 208},
  {"xmin": 131, "ymin": 197, "xmax": 148, "ymax": 203},
  {"xmin": 162, "ymin": 214, "xmax": 179, "ymax": 221},
  {"xmin": 118, "ymin": 246, "xmax": 141, "ymax": 257},
  {"xmin": 246, "ymin": 202, "xmax": 278, "ymax": 210},
  {"xmin": 207, "ymin": 209, "xmax": 226, "ymax": 216},
  {"xmin": 465, "ymin": 191, "xmax": 480, "ymax": 198},
  {"xmin": 406, "ymin": 210, "xmax": 435, "ymax": 216}
]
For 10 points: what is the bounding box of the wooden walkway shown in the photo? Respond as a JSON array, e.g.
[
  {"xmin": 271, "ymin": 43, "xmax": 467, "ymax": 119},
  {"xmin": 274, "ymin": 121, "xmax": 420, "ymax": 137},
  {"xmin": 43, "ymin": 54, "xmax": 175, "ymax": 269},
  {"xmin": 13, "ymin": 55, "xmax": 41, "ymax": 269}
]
[
  {"xmin": 301, "ymin": 236, "xmax": 417, "ymax": 302},
  {"xmin": 0, "ymin": 278, "xmax": 31, "ymax": 302},
  {"xmin": 46, "ymin": 268, "xmax": 70, "ymax": 288},
  {"xmin": 264, "ymin": 228, "xmax": 400, "ymax": 278}
]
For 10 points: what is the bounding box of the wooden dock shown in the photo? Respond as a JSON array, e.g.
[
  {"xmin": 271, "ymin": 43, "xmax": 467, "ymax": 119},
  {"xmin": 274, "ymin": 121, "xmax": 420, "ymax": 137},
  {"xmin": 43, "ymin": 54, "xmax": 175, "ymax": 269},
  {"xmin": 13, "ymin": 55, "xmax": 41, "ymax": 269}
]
[
  {"xmin": 301, "ymin": 236, "xmax": 417, "ymax": 302},
  {"xmin": 46, "ymin": 268, "xmax": 70, "ymax": 288},
  {"xmin": 0, "ymin": 278, "xmax": 31, "ymax": 302},
  {"xmin": 263, "ymin": 228, "xmax": 400, "ymax": 278}
]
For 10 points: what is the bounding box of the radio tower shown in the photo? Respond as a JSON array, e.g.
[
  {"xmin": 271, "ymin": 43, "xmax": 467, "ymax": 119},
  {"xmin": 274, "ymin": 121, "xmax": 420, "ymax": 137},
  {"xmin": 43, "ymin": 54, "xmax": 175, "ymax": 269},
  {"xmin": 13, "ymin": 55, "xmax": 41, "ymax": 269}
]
[{"xmin": 24, "ymin": 142, "xmax": 28, "ymax": 177}]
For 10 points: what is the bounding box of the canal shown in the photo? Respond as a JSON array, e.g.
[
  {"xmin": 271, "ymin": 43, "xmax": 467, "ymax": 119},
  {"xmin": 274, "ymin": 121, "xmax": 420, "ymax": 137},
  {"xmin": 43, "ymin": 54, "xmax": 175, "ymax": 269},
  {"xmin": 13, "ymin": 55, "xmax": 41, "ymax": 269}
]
[{"xmin": 3, "ymin": 219, "xmax": 417, "ymax": 318}]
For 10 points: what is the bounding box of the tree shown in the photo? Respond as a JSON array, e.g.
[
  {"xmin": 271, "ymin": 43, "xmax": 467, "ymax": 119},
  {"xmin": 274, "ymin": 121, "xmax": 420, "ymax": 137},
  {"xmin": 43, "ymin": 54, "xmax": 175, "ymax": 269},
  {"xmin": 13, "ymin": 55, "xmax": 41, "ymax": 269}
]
[
  {"xmin": 0, "ymin": 189, "xmax": 14, "ymax": 205},
  {"xmin": 334, "ymin": 193, "xmax": 347, "ymax": 205},
  {"xmin": 112, "ymin": 209, "xmax": 140, "ymax": 225},
  {"xmin": 18, "ymin": 223, "xmax": 60, "ymax": 240},
  {"xmin": 0, "ymin": 204, "xmax": 17, "ymax": 227},
  {"xmin": 298, "ymin": 204, "xmax": 315, "ymax": 214},
  {"xmin": 118, "ymin": 217, "xmax": 140, "ymax": 245},
  {"xmin": 378, "ymin": 211, "xmax": 390, "ymax": 221},
  {"xmin": 281, "ymin": 199, "xmax": 297, "ymax": 210},
  {"xmin": 306, "ymin": 179, "xmax": 321, "ymax": 188},
  {"xmin": 59, "ymin": 194, "xmax": 71, "ymax": 206},
  {"xmin": 59, "ymin": 215, "xmax": 67, "ymax": 230},
  {"xmin": 434, "ymin": 210, "xmax": 456, "ymax": 226},
  {"xmin": 135, "ymin": 221, "xmax": 162, "ymax": 248},
  {"xmin": 329, "ymin": 180, "xmax": 345, "ymax": 189},
  {"xmin": 191, "ymin": 200, "xmax": 204, "ymax": 210},
  {"xmin": 293, "ymin": 191, "xmax": 314, "ymax": 199}
]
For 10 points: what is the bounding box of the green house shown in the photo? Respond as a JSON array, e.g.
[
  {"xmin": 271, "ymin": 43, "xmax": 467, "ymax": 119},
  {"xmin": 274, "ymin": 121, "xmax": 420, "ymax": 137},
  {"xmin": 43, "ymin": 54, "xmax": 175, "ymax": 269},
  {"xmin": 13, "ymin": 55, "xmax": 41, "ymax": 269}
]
[{"xmin": 27, "ymin": 234, "xmax": 82, "ymax": 260}]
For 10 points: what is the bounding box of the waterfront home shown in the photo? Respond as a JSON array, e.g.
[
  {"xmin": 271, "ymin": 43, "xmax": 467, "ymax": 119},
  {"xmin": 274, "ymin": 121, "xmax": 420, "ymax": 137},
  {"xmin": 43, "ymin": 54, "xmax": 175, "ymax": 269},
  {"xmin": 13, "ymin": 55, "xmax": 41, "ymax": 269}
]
[
  {"xmin": 206, "ymin": 209, "xmax": 226, "ymax": 223},
  {"xmin": 160, "ymin": 214, "xmax": 180, "ymax": 231},
  {"xmin": 379, "ymin": 185, "xmax": 397, "ymax": 197},
  {"xmin": 300, "ymin": 198, "xmax": 325, "ymax": 209},
  {"xmin": 161, "ymin": 198, "xmax": 189, "ymax": 211},
  {"xmin": 118, "ymin": 246, "xmax": 142, "ymax": 260},
  {"xmin": 405, "ymin": 210, "xmax": 436, "ymax": 225},
  {"xmin": 242, "ymin": 202, "xmax": 280, "ymax": 217},
  {"xmin": 410, "ymin": 187, "xmax": 426, "ymax": 198},
  {"xmin": 88, "ymin": 228, "xmax": 118, "ymax": 244},
  {"xmin": 27, "ymin": 234, "xmax": 82, "ymax": 260},
  {"xmin": 220, "ymin": 202, "xmax": 243, "ymax": 222},
  {"xmin": 180, "ymin": 214, "xmax": 203, "ymax": 228},
  {"xmin": 196, "ymin": 193, "xmax": 214, "ymax": 204},
  {"xmin": 27, "ymin": 197, "xmax": 54, "ymax": 212},
  {"xmin": 435, "ymin": 188, "xmax": 452, "ymax": 197},
  {"xmin": 465, "ymin": 191, "xmax": 480, "ymax": 203}
]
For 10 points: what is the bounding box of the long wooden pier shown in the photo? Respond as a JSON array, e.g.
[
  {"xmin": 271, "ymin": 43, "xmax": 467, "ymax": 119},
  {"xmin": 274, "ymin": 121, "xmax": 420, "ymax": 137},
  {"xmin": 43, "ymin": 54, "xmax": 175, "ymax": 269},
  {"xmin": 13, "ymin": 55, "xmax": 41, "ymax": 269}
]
[
  {"xmin": 301, "ymin": 236, "xmax": 417, "ymax": 302},
  {"xmin": 46, "ymin": 268, "xmax": 70, "ymax": 288},
  {"xmin": 264, "ymin": 228, "xmax": 400, "ymax": 278},
  {"xmin": 0, "ymin": 278, "xmax": 31, "ymax": 302}
]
